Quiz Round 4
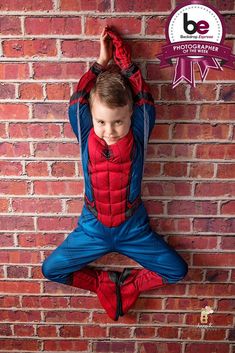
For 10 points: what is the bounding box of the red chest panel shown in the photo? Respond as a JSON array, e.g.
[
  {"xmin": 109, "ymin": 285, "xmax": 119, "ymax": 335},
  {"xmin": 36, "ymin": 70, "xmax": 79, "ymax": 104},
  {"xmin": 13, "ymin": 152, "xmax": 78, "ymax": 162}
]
[{"xmin": 87, "ymin": 128, "xmax": 134, "ymax": 227}]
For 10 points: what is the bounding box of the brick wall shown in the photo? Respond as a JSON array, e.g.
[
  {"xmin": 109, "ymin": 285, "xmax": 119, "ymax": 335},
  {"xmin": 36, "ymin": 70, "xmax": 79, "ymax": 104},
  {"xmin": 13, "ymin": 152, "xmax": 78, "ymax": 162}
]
[{"xmin": 0, "ymin": 0, "xmax": 234, "ymax": 352}]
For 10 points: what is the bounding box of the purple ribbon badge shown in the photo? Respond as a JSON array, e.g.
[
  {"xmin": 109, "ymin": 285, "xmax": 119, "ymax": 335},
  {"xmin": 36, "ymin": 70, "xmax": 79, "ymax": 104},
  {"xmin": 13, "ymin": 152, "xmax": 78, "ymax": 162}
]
[{"xmin": 157, "ymin": 1, "xmax": 235, "ymax": 88}]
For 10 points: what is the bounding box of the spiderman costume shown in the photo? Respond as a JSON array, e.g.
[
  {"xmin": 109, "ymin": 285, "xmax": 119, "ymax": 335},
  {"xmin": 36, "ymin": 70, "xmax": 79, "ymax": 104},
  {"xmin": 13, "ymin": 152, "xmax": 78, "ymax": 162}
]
[{"xmin": 42, "ymin": 29, "xmax": 188, "ymax": 321}]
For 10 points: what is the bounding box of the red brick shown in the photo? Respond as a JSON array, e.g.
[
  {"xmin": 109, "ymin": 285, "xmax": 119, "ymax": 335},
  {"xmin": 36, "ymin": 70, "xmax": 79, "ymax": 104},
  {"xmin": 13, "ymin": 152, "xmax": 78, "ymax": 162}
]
[
  {"xmin": 61, "ymin": 40, "xmax": 99, "ymax": 58},
  {"xmin": 189, "ymin": 163, "xmax": 214, "ymax": 178},
  {"xmin": 58, "ymin": 325, "xmax": 81, "ymax": 337},
  {"xmin": 37, "ymin": 325, "xmax": 57, "ymax": 337},
  {"xmin": 9, "ymin": 123, "xmax": 61, "ymax": 139},
  {"xmin": 168, "ymin": 201, "xmax": 217, "ymax": 215},
  {"xmin": 218, "ymin": 299, "xmax": 235, "ymax": 311},
  {"xmin": 157, "ymin": 326, "xmax": 178, "ymax": 338},
  {"xmin": 0, "ymin": 338, "xmax": 39, "ymax": 351},
  {"xmin": 0, "ymin": 83, "xmax": 15, "ymax": 99},
  {"xmin": 22, "ymin": 296, "xmax": 68, "ymax": 309},
  {"xmin": 166, "ymin": 298, "xmax": 214, "ymax": 310},
  {"xmin": 0, "ymin": 63, "xmax": 29, "ymax": 79},
  {"xmin": 193, "ymin": 218, "xmax": 235, "ymax": 233},
  {"xmin": 0, "ymin": 281, "xmax": 40, "ymax": 294},
  {"xmin": 134, "ymin": 327, "xmax": 155, "ymax": 338},
  {"xmin": 220, "ymin": 236, "xmax": 235, "ymax": 249},
  {"xmin": 45, "ymin": 339, "xmax": 88, "ymax": 351},
  {"xmin": 46, "ymin": 83, "xmax": 70, "ymax": 100},
  {"xmin": 188, "ymin": 284, "xmax": 235, "ymax": 297},
  {"xmin": 138, "ymin": 342, "xmax": 182, "ymax": 353},
  {"xmin": 196, "ymin": 143, "xmax": 235, "ymax": 160},
  {"xmin": 143, "ymin": 200, "xmax": 164, "ymax": 215},
  {"xmin": 34, "ymin": 181, "xmax": 83, "ymax": 196},
  {"xmin": 164, "ymin": 162, "xmax": 188, "ymax": 177},
  {"xmin": 83, "ymin": 325, "xmax": 107, "ymax": 338},
  {"xmin": 180, "ymin": 327, "xmax": 202, "ymax": 340},
  {"xmin": 219, "ymin": 85, "xmax": 235, "ymax": 101},
  {"xmin": 61, "ymin": 0, "xmax": 111, "ymax": 11},
  {"xmin": 114, "ymin": 0, "xmax": 172, "ymax": 12},
  {"xmin": 37, "ymin": 216, "xmax": 76, "ymax": 231},
  {"xmin": 0, "ymin": 0, "xmax": 53, "ymax": 11},
  {"xmin": 0, "ymin": 233, "xmax": 14, "ymax": 247},
  {"xmin": 0, "ymin": 104, "xmax": 29, "ymax": 120},
  {"xmin": 17, "ymin": 232, "xmax": 66, "ymax": 248},
  {"xmin": 0, "ymin": 142, "xmax": 30, "ymax": 157},
  {"xmin": 195, "ymin": 182, "xmax": 235, "ymax": 197},
  {"xmin": 70, "ymin": 296, "xmax": 100, "ymax": 310},
  {"xmin": 0, "ymin": 296, "xmax": 20, "ymax": 308},
  {"xmin": 0, "ymin": 181, "xmax": 28, "ymax": 194},
  {"xmin": 142, "ymin": 181, "xmax": 192, "ymax": 197},
  {"xmin": 161, "ymin": 83, "xmax": 186, "ymax": 101},
  {"xmin": 147, "ymin": 62, "xmax": 175, "ymax": 81},
  {"xmin": 157, "ymin": 104, "xmax": 197, "ymax": 120},
  {"xmin": 205, "ymin": 269, "xmax": 229, "ymax": 282},
  {"xmin": 0, "ymin": 16, "xmax": 21, "ymax": 34},
  {"xmin": 7, "ymin": 266, "xmax": 29, "ymax": 278},
  {"xmin": 185, "ymin": 343, "xmax": 229, "ymax": 353},
  {"xmin": 143, "ymin": 162, "xmax": 161, "ymax": 177},
  {"xmin": 146, "ymin": 16, "xmax": 167, "ymax": 35},
  {"xmin": 44, "ymin": 310, "xmax": 89, "ymax": 323},
  {"xmin": 173, "ymin": 123, "xmax": 229, "ymax": 140},
  {"xmin": 168, "ymin": 235, "xmax": 217, "ymax": 250},
  {"xmin": 0, "ymin": 249, "xmax": 39, "ymax": 263},
  {"xmin": 19, "ymin": 83, "xmax": 43, "ymax": 100},
  {"xmin": 14, "ymin": 324, "xmax": 35, "ymax": 336},
  {"xmin": 200, "ymin": 104, "xmax": 234, "ymax": 120},
  {"xmin": 66, "ymin": 199, "xmax": 83, "ymax": 213},
  {"xmin": 175, "ymin": 144, "xmax": 194, "ymax": 158},
  {"xmin": 51, "ymin": 161, "xmax": 76, "ymax": 177},
  {"xmin": 3, "ymin": 39, "xmax": 57, "ymax": 58},
  {"xmin": 184, "ymin": 268, "xmax": 204, "ymax": 282},
  {"xmin": 132, "ymin": 40, "xmax": 163, "ymax": 60},
  {"xmin": 85, "ymin": 16, "xmax": 142, "ymax": 35},
  {"xmin": 0, "ymin": 123, "xmax": 6, "ymax": 137},
  {"xmin": 93, "ymin": 341, "xmax": 135, "ymax": 353},
  {"xmin": 33, "ymin": 103, "xmax": 67, "ymax": 120},
  {"xmin": 204, "ymin": 328, "xmax": 226, "ymax": 340},
  {"xmin": 25, "ymin": 162, "xmax": 49, "ymax": 177},
  {"xmin": 12, "ymin": 198, "xmax": 62, "ymax": 213},
  {"xmin": 150, "ymin": 124, "xmax": 169, "ymax": 139},
  {"xmin": 224, "ymin": 15, "xmax": 235, "ymax": 35},
  {"xmin": 0, "ymin": 161, "xmax": 23, "ymax": 178},
  {"xmin": 33, "ymin": 62, "xmax": 86, "ymax": 79},
  {"xmin": 25, "ymin": 17, "xmax": 82, "ymax": 35},
  {"xmin": 0, "ymin": 323, "xmax": 12, "ymax": 336},
  {"xmin": 135, "ymin": 298, "xmax": 163, "ymax": 311},
  {"xmin": 190, "ymin": 84, "xmax": 217, "ymax": 101},
  {"xmin": 193, "ymin": 252, "xmax": 235, "ymax": 267},
  {"xmin": 110, "ymin": 326, "xmax": 131, "ymax": 338},
  {"xmin": 34, "ymin": 142, "xmax": 80, "ymax": 158},
  {"xmin": 0, "ymin": 198, "xmax": 8, "ymax": 212},
  {"xmin": 146, "ymin": 144, "xmax": 173, "ymax": 158},
  {"xmin": 217, "ymin": 163, "xmax": 235, "ymax": 178}
]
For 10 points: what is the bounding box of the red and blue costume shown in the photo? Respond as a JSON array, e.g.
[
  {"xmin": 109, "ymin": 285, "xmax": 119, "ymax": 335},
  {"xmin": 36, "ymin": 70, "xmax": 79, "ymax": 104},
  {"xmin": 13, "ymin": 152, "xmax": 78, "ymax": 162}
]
[{"xmin": 42, "ymin": 31, "xmax": 188, "ymax": 321}]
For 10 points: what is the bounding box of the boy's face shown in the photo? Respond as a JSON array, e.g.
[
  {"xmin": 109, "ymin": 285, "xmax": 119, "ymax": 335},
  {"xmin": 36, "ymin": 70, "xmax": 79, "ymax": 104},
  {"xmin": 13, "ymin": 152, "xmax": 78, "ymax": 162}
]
[{"xmin": 91, "ymin": 94, "xmax": 132, "ymax": 145}]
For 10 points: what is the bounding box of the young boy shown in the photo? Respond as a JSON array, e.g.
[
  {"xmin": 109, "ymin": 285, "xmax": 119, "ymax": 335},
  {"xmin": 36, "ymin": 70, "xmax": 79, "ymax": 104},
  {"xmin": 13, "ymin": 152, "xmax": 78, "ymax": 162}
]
[{"xmin": 42, "ymin": 27, "xmax": 188, "ymax": 321}]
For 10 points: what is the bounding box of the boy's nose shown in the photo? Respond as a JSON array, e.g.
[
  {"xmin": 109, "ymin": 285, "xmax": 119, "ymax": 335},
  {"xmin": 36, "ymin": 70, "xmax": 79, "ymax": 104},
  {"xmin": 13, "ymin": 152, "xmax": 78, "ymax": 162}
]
[{"xmin": 106, "ymin": 125, "xmax": 115, "ymax": 136}]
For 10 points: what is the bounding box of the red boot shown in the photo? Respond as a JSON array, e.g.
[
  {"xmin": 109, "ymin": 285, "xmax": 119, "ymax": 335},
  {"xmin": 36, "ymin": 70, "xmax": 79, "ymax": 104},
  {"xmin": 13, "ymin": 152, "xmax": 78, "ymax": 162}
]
[
  {"xmin": 119, "ymin": 268, "xmax": 166, "ymax": 316},
  {"xmin": 72, "ymin": 267, "xmax": 122, "ymax": 321}
]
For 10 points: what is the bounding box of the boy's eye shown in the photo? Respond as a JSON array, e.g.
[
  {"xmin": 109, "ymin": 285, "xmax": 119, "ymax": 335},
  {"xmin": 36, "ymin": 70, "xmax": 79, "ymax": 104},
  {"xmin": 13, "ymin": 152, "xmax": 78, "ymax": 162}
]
[
  {"xmin": 115, "ymin": 120, "xmax": 122, "ymax": 125},
  {"xmin": 98, "ymin": 121, "xmax": 105, "ymax": 125}
]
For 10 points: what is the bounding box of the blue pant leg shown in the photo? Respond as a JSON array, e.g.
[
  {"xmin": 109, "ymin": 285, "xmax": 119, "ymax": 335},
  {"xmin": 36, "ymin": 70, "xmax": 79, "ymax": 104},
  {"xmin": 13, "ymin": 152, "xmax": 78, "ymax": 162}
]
[
  {"xmin": 115, "ymin": 204, "xmax": 188, "ymax": 284},
  {"xmin": 42, "ymin": 216, "xmax": 111, "ymax": 284}
]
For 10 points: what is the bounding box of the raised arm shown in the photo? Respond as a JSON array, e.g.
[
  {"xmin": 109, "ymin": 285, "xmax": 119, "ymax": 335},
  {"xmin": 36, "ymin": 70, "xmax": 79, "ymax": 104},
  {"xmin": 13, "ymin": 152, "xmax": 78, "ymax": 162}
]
[
  {"xmin": 68, "ymin": 28, "xmax": 113, "ymax": 142},
  {"xmin": 106, "ymin": 27, "xmax": 155, "ymax": 140}
]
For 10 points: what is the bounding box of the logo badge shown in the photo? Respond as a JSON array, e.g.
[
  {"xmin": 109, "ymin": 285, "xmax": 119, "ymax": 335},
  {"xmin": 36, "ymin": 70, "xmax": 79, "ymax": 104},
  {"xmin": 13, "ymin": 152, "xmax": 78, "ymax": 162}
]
[{"xmin": 157, "ymin": 0, "xmax": 235, "ymax": 87}]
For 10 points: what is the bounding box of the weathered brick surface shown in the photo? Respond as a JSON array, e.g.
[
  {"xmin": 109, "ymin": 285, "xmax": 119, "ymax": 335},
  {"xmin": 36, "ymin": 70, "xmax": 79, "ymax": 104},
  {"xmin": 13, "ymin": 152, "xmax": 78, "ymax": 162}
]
[{"xmin": 0, "ymin": 1, "xmax": 234, "ymax": 352}]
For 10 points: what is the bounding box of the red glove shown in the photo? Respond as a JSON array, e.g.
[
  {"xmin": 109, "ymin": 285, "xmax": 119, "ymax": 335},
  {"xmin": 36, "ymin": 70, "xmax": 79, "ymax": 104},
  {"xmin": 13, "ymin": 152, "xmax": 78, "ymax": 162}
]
[{"xmin": 105, "ymin": 27, "xmax": 132, "ymax": 70}]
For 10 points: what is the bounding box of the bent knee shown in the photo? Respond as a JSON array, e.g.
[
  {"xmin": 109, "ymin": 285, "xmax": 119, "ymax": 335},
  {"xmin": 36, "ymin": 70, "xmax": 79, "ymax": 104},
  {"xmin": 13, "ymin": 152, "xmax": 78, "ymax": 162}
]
[{"xmin": 167, "ymin": 260, "xmax": 188, "ymax": 284}]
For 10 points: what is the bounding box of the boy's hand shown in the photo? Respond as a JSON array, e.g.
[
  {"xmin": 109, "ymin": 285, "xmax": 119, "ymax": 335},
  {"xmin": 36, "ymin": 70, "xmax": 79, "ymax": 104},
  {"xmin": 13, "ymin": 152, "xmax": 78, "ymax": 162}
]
[
  {"xmin": 97, "ymin": 27, "xmax": 113, "ymax": 67},
  {"xmin": 105, "ymin": 27, "xmax": 132, "ymax": 70}
]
